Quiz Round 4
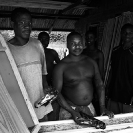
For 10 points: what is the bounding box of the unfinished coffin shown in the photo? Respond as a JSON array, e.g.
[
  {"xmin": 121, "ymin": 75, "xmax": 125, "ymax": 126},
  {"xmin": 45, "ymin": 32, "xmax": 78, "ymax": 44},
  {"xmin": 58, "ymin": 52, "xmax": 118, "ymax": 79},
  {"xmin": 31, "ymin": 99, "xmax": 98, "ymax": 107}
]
[
  {"xmin": 0, "ymin": 33, "xmax": 40, "ymax": 133},
  {"xmin": 39, "ymin": 113, "xmax": 133, "ymax": 133}
]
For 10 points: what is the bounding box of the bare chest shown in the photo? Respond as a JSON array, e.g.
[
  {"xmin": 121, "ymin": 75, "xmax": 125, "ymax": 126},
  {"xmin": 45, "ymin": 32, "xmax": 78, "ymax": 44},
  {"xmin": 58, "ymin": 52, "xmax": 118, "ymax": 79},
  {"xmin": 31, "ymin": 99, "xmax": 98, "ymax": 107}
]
[{"xmin": 64, "ymin": 62, "xmax": 94, "ymax": 80}]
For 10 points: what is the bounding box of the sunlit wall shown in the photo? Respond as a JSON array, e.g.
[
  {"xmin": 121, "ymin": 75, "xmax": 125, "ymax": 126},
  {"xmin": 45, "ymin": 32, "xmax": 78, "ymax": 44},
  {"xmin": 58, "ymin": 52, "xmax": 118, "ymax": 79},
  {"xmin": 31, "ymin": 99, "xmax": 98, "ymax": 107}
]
[{"xmin": 0, "ymin": 30, "xmax": 70, "ymax": 59}]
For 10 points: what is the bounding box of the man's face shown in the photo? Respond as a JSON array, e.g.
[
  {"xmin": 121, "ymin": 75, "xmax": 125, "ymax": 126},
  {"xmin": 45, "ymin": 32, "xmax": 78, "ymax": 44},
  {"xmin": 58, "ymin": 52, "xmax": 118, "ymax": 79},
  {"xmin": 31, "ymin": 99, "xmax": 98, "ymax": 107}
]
[
  {"xmin": 13, "ymin": 13, "xmax": 32, "ymax": 39},
  {"xmin": 121, "ymin": 27, "xmax": 133, "ymax": 48},
  {"xmin": 86, "ymin": 33, "xmax": 95, "ymax": 46},
  {"xmin": 68, "ymin": 35, "xmax": 83, "ymax": 56},
  {"xmin": 40, "ymin": 35, "xmax": 49, "ymax": 48}
]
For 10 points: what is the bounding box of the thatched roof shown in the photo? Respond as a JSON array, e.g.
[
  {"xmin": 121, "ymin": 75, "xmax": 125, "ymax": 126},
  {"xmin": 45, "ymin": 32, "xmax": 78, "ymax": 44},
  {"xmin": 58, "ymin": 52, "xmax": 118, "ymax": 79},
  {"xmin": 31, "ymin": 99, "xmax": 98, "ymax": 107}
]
[{"xmin": 0, "ymin": 0, "xmax": 133, "ymax": 31}]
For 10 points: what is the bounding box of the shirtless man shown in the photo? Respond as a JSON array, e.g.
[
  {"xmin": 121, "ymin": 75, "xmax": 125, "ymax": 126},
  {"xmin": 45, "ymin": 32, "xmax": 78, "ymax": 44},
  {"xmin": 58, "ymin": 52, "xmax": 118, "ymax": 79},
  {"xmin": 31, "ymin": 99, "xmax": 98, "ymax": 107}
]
[
  {"xmin": 38, "ymin": 32, "xmax": 60, "ymax": 86},
  {"xmin": 38, "ymin": 32, "xmax": 60, "ymax": 121},
  {"xmin": 53, "ymin": 32, "xmax": 114, "ymax": 125},
  {"xmin": 82, "ymin": 30, "xmax": 104, "ymax": 115},
  {"xmin": 82, "ymin": 30, "xmax": 104, "ymax": 80}
]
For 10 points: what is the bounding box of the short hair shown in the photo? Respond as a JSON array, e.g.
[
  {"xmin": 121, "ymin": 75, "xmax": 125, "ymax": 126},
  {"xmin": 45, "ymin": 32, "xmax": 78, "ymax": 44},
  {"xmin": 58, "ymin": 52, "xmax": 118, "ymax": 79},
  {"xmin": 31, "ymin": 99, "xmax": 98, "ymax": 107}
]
[
  {"xmin": 121, "ymin": 23, "xmax": 133, "ymax": 32},
  {"xmin": 38, "ymin": 32, "xmax": 50, "ymax": 40},
  {"xmin": 11, "ymin": 7, "xmax": 31, "ymax": 22},
  {"xmin": 67, "ymin": 31, "xmax": 82, "ymax": 41}
]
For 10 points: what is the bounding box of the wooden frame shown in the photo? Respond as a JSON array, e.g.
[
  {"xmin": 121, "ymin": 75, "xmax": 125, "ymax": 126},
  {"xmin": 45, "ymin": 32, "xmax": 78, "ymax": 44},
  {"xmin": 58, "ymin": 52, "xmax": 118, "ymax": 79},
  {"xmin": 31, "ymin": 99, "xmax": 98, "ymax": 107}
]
[
  {"xmin": 1, "ymin": 33, "xmax": 133, "ymax": 133},
  {"xmin": 0, "ymin": 75, "xmax": 30, "ymax": 133},
  {"xmin": 0, "ymin": 33, "xmax": 40, "ymax": 133}
]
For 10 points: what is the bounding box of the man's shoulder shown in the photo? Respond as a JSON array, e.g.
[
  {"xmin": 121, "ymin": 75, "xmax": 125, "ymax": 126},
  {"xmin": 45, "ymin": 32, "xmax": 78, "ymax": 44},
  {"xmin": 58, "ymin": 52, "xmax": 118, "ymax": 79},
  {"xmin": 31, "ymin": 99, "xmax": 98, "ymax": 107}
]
[
  {"xmin": 29, "ymin": 37, "xmax": 40, "ymax": 44},
  {"xmin": 29, "ymin": 37, "xmax": 44, "ymax": 50},
  {"xmin": 111, "ymin": 46, "xmax": 122, "ymax": 59},
  {"xmin": 47, "ymin": 48, "xmax": 57, "ymax": 54},
  {"xmin": 54, "ymin": 59, "xmax": 67, "ymax": 72},
  {"xmin": 59, "ymin": 57, "xmax": 68, "ymax": 64},
  {"xmin": 45, "ymin": 48, "xmax": 59, "ymax": 58}
]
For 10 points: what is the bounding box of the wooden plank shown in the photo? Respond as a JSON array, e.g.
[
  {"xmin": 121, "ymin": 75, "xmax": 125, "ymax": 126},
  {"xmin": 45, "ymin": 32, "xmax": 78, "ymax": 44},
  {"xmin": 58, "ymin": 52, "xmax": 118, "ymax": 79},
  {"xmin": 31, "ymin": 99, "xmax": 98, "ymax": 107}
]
[
  {"xmin": 0, "ymin": 34, "xmax": 39, "ymax": 129},
  {"xmin": 38, "ymin": 113, "xmax": 133, "ymax": 133},
  {"xmin": 0, "ymin": 75, "xmax": 30, "ymax": 133},
  {"xmin": 39, "ymin": 112, "xmax": 133, "ymax": 126},
  {"xmin": 40, "ymin": 123, "xmax": 133, "ymax": 133},
  {"xmin": 31, "ymin": 125, "xmax": 41, "ymax": 133}
]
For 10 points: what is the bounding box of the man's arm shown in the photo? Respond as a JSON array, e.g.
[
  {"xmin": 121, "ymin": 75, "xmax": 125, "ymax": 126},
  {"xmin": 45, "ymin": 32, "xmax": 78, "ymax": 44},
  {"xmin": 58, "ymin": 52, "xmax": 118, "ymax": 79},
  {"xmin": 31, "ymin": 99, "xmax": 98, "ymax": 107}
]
[
  {"xmin": 52, "ymin": 64, "xmax": 75, "ymax": 113},
  {"xmin": 39, "ymin": 41, "xmax": 51, "ymax": 93},
  {"xmin": 93, "ymin": 60, "xmax": 114, "ymax": 118},
  {"xmin": 42, "ymin": 75, "xmax": 50, "ymax": 93},
  {"xmin": 98, "ymin": 51, "xmax": 104, "ymax": 81},
  {"xmin": 94, "ymin": 71, "xmax": 105, "ymax": 109}
]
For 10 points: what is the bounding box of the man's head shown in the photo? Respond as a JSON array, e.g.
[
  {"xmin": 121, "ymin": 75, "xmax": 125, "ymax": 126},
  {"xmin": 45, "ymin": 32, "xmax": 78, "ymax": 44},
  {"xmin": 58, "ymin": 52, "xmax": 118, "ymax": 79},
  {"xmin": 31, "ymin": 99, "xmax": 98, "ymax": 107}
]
[
  {"xmin": 85, "ymin": 30, "xmax": 97, "ymax": 47},
  {"xmin": 67, "ymin": 32, "xmax": 83, "ymax": 56},
  {"xmin": 38, "ymin": 32, "xmax": 50, "ymax": 48},
  {"xmin": 121, "ymin": 23, "xmax": 133, "ymax": 49},
  {"xmin": 11, "ymin": 7, "xmax": 32, "ymax": 39}
]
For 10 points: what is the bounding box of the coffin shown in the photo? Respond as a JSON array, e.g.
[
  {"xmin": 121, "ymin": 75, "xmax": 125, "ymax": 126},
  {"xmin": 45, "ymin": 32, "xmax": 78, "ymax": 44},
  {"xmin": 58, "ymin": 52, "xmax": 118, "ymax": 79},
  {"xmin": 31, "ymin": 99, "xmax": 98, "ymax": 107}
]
[{"xmin": 39, "ymin": 113, "xmax": 133, "ymax": 133}]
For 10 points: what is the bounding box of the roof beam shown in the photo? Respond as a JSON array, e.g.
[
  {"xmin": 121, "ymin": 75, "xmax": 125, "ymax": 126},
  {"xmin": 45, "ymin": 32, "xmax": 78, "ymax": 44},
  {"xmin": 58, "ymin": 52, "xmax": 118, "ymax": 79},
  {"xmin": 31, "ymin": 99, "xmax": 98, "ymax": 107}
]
[
  {"xmin": 0, "ymin": 0, "xmax": 72, "ymax": 10},
  {"xmin": 0, "ymin": 11, "xmax": 80, "ymax": 20},
  {"xmin": 32, "ymin": 13, "xmax": 80, "ymax": 20}
]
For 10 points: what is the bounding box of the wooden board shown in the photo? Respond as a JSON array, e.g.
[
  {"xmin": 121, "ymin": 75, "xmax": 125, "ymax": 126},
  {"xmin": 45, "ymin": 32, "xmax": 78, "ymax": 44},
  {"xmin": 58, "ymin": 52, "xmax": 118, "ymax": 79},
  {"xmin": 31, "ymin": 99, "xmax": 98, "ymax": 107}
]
[
  {"xmin": 39, "ymin": 113, "xmax": 133, "ymax": 133},
  {"xmin": 0, "ymin": 75, "xmax": 30, "ymax": 133},
  {"xmin": 0, "ymin": 34, "xmax": 39, "ymax": 129}
]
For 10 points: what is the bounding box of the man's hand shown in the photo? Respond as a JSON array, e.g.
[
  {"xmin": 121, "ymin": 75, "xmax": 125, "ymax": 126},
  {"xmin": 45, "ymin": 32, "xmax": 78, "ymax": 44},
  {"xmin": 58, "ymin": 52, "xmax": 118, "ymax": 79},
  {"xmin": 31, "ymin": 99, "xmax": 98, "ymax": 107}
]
[
  {"xmin": 100, "ymin": 105, "xmax": 114, "ymax": 119},
  {"xmin": 72, "ymin": 111, "xmax": 106, "ymax": 129},
  {"xmin": 44, "ymin": 86, "xmax": 53, "ymax": 94},
  {"xmin": 71, "ymin": 110, "xmax": 82, "ymax": 125}
]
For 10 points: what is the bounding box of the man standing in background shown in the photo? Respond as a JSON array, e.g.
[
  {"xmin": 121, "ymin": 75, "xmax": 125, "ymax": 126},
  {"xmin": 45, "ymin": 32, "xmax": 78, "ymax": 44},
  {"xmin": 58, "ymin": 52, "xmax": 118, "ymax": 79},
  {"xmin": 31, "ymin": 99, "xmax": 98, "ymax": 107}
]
[
  {"xmin": 38, "ymin": 31, "xmax": 60, "ymax": 86},
  {"xmin": 107, "ymin": 23, "xmax": 133, "ymax": 114},
  {"xmin": 38, "ymin": 31, "xmax": 60, "ymax": 121}
]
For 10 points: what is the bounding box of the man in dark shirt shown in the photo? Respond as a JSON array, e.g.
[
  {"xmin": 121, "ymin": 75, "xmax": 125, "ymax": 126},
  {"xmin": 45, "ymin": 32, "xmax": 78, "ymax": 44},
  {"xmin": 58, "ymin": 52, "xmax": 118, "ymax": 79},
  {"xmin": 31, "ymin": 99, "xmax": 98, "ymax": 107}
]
[
  {"xmin": 107, "ymin": 23, "xmax": 133, "ymax": 114},
  {"xmin": 38, "ymin": 32, "xmax": 60, "ymax": 86},
  {"xmin": 38, "ymin": 32, "xmax": 60, "ymax": 121}
]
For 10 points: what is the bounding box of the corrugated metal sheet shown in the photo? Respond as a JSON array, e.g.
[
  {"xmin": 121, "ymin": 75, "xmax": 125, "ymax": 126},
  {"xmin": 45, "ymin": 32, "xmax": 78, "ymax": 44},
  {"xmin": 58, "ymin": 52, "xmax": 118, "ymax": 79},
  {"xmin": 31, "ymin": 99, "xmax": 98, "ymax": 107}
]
[
  {"xmin": 0, "ymin": 5, "xmax": 87, "ymax": 31},
  {"xmin": 0, "ymin": 0, "xmax": 132, "ymax": 31}
]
